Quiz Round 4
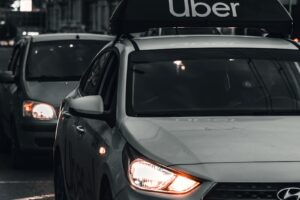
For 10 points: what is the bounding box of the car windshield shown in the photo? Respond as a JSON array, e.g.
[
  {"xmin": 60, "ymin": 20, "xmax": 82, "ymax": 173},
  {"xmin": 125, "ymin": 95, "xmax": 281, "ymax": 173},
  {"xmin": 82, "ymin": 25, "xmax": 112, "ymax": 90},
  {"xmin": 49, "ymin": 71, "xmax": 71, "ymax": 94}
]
[
  {"xmin": 127, "ymin": 48, "xmax": 300, "ymax": 116},
  {"xmin": 26, "ymin": 40, "xmax": 108, "ymax": 81}
]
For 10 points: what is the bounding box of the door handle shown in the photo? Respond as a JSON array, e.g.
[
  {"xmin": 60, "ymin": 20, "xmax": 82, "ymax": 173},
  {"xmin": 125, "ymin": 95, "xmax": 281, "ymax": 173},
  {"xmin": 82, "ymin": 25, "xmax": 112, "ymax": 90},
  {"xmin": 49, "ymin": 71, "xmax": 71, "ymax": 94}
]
[
  {"xmin": 62, "ymin": 111, "xmax": 71, "ymax": 118},
  {"xmin": 76, "ymin": 125, "xmax": 85, "ymax": 135}
]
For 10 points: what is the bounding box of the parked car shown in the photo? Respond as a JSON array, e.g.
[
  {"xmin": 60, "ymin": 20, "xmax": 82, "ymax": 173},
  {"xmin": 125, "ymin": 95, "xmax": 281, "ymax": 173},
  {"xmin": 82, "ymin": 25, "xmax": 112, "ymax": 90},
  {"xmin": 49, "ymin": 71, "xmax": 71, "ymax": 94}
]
[
  {"xmin": 54, "ymin": 0, "xmax": 300, "ymax": 200},
  {"xmin": 0, "ymin": 33, "xmax": 113, "ymax": 167}
]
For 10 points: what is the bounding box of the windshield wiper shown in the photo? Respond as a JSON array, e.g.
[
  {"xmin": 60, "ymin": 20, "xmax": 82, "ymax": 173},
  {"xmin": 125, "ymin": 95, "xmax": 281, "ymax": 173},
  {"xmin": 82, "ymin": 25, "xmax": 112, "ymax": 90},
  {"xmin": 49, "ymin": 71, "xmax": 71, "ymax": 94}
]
[{"xmin": 28, "ymin": 75, "xmax": 80, "ymax": 81}]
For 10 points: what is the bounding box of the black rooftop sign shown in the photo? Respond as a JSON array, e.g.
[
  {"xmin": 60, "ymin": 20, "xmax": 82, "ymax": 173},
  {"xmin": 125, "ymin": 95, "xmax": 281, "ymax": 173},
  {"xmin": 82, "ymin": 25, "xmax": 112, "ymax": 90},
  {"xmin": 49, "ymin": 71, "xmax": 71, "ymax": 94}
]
[{"xmin": 110, "ymin": 0, "xmax": 293, "ymax": 36}]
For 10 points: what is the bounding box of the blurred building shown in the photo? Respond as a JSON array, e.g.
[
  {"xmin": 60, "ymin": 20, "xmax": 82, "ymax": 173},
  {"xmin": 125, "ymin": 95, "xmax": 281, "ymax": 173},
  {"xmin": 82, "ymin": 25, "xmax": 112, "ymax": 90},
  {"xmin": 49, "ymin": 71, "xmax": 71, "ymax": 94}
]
[
  {"xmin": 46, "ymin": 0, "xmax": 119, "ymax": 33},
  {"xmin": 32, "ymin": 0, "xmax": 47, "ymax": 10},
  {"xmin": 0, "ymin": 0, "xmax": 46, "ymax": 39}
]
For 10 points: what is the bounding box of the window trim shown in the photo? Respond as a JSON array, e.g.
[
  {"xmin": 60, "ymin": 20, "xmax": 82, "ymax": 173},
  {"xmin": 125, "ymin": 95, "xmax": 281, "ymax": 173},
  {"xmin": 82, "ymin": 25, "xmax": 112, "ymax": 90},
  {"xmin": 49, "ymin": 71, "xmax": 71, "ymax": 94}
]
[
  {"xmin": 79, "ymin": 49, "xmax": 111, "ymax": 96},
  {"xmin": 98, "ymin": 49, "xmax": 120, "ymax": 111},
  {"xmin": 8, "ymin": 41, "xmax": 24, "ymax": 74}
]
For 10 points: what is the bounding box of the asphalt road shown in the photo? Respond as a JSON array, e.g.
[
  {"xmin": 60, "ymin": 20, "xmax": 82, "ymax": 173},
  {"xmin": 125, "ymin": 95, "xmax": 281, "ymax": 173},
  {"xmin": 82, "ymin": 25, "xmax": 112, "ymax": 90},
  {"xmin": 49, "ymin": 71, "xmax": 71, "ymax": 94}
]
[
  {"xmin": 0, "ymin": 153, "xmax": 54, "ymax": 200},
  {"xmin": 0, "ymin": 47, "xmax": 13, "ymax": 70}
]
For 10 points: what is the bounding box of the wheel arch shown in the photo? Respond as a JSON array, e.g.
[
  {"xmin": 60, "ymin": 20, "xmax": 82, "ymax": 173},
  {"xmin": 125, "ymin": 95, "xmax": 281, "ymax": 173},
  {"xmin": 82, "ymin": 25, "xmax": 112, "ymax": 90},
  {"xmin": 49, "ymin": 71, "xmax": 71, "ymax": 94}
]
[{"xmin": 98, "ymin": 164, "xmax": 116, "ymax": 200}]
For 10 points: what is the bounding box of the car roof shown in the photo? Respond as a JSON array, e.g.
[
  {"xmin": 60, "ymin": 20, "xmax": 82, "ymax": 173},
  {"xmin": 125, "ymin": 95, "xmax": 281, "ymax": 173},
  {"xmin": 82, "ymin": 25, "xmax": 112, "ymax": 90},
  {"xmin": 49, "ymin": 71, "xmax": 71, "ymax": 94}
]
[
  {"xmin": 129, "ymin": 35, "xmax": 298, "ymax": 51},
  {"xmin": 29, "ymin": 33, "xmax": 114, "ymax": 43}
]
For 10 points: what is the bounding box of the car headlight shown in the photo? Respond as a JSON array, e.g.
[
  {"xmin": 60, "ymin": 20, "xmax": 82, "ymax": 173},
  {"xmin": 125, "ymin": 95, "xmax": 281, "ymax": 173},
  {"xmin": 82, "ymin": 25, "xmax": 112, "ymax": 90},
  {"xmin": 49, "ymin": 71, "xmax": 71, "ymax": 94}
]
[
  {"xmin": 128, "ymin": 158, "xmax": 200, "ymax": 194},
  {"xmin": 23, "ymin": 101, "xmax": 57, "ymax": 120},
  {"xmin": 8, "ymin": 40, "xmax": 15, "ymax": 46},
  {"xmin": 0, "ymin": 41, "xmax": 8, "ymax": 46}
]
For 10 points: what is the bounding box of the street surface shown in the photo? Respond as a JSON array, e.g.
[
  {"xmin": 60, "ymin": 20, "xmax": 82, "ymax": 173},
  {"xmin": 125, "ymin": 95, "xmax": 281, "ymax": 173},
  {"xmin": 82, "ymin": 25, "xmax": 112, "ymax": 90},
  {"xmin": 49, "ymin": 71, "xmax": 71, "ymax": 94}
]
[{"xmin": 0, "ymin": 153, "xmax": 54, "ymax": 200}]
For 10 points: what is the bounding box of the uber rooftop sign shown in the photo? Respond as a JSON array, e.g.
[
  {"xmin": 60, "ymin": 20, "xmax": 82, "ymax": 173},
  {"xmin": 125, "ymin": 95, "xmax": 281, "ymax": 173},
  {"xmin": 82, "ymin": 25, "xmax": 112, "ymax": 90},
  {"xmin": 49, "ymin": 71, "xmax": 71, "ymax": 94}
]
[
  {"xmin": 169, "ymin": 0, "xmax": 240, "ymax": 18},
  {"xmin": 110, "ymin": 0, "xmax": 293, "ymax": 36}
]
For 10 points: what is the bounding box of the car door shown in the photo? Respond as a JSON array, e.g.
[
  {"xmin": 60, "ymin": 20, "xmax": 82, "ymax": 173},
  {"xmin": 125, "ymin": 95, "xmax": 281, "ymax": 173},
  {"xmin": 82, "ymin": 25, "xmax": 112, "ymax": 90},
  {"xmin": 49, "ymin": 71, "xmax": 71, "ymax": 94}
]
[
  {"xmin": 77, "ymin": 50, "xmax": 119, "ymax": 200},
  {"xmin": 0, "ymin": 41, "xmax": 24, "ymax": 136},
  {"xmin": 63, "ymin": 50, "xmax": 111, "ymax": 200}
]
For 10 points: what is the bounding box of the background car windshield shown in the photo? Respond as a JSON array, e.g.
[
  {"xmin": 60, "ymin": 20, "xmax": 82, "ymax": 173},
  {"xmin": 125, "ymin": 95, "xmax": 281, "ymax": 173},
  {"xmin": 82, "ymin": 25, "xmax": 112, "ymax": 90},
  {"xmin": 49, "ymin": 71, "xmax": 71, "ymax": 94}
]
[
  {"xmin": 26, "ymin": 40, "xmax": 107, "ymax": 81},
  {"xmin": 128, "ymin": 49, "xmax": 300, "ymax": 116}
]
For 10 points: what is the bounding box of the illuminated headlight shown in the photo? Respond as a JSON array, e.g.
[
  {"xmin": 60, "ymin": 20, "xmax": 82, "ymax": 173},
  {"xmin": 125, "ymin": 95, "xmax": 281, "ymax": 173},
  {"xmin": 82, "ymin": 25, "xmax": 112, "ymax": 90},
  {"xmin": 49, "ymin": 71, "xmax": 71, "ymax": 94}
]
[
  {"xmin": 23, "ymin": 101, "xmax": 57, "ymax": 120},
  {"xmin": 8, "ymin": 40, "xmax": 15, "ymax": 46},
  {"xmin": 0, "ymin": 41, "xmax": 9, "ymax": 46},
  {"xmin": 128, "ymin": 158, "xmax": 200, "ymax": 194},
  {"xmin": 0, "ymin": 40, "xmax": 15, "ymax": 46}
]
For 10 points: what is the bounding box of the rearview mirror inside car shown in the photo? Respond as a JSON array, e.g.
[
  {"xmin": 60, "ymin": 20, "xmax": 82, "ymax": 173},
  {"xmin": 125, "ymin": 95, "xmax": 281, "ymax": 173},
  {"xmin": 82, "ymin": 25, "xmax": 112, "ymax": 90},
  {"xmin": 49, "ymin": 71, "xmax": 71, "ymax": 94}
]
[
  {"xmin": 69, "ymin": 95, "xmax": 104, "ymax": 119},
  {"xmin": 0, "ymin": 71, "xmax": 15, "ymax": 83}
]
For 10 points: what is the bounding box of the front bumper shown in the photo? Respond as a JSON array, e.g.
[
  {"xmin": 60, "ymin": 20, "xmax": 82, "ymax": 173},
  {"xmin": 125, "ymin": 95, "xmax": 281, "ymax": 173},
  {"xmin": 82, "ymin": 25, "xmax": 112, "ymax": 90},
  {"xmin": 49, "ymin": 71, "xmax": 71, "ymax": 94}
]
[
  {"xmin": 115, "ymin": 183, "xmax": 212, "ymax": 200},
  {"xmin": 115, "ymin": 182, "xmax": 300, "ymax": 200},
  {"xmin": 17, "ymin": 119, "xmax": 57, "ymax": 152}
]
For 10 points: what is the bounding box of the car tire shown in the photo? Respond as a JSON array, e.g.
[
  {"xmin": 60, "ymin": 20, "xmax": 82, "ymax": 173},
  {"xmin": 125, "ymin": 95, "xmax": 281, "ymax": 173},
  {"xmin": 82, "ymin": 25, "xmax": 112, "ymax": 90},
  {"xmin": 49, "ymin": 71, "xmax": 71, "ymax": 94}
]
[{"xmin": 55, "ymin": 158, "xmax": 68, "ymax": 200}]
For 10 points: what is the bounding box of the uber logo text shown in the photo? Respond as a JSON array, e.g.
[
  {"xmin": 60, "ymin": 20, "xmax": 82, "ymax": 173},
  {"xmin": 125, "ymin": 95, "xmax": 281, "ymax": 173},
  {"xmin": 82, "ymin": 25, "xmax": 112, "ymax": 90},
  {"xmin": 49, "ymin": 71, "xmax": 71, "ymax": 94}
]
[{"xmin": 169, "ymin": 0, "xmax": 240, "ymax": 18}]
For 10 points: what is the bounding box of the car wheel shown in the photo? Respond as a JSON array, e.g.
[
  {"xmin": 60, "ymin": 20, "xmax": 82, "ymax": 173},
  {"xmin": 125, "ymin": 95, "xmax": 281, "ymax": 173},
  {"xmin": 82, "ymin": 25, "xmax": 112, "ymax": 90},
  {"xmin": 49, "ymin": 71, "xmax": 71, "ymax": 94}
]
[{"xmin": 55, "ymin": 158, "xmax": 68, "ymax": 200}]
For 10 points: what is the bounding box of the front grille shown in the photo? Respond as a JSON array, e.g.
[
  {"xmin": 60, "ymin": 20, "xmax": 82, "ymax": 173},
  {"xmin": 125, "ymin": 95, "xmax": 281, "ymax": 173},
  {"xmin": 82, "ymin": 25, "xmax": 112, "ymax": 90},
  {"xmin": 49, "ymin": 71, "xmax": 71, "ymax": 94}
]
[{"xmin": 204, "ymin": 183, "xmax": 300, "ymax": 200}]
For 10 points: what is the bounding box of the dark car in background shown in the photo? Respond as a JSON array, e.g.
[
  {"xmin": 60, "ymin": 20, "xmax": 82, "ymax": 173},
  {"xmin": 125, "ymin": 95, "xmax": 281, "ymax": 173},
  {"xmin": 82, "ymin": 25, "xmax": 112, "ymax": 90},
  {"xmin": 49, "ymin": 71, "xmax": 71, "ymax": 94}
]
[
  {"xmin": 0, "ymin": 19, "xmax": 17, "ymax": 47},
  {"xmin": 0, "ymin": 33, "xmax": 112, "ymax": 167}
]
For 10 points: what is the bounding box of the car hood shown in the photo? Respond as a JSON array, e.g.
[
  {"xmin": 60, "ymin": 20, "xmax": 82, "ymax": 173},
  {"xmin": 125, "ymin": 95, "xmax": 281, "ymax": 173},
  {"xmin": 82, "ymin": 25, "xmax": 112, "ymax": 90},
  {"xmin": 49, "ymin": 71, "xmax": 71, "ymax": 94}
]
[
  {"xmin": 174, "ymin": 162, "xmax": 300, "ymax": 182},
  {"xmin": 25, "ymin": 81, "xmax": 78, "ymax": 106},
  {"xmin": 121, "ymin": 116, "xmax": 300, "ymax": 166}
]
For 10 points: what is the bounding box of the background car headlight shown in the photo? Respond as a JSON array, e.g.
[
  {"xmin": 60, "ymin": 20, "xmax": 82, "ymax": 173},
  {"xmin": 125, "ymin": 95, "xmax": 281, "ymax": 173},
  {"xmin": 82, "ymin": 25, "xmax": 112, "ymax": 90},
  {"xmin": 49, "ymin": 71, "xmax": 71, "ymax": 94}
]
[
  {"xmin": 23, "ymin": 101, "xmax": 57, "ymax": 120},
  {"xmin": 8, "ymin": 40, "xmax": 15, "ymax": 46},
  {"xmin": 128, "ymin": 158, "xmax": 200, "ymax": 194}
]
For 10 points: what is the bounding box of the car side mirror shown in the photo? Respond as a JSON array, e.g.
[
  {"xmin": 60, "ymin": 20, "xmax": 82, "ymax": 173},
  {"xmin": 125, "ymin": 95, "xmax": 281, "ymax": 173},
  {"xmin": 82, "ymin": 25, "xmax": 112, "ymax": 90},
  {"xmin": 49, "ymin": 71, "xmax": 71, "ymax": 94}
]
[
  {"xmin": 69, "ymin": 95, "xmax": 104, "ymax": 119},
  {"xmin": 0, "ymin": 71, "xmax": 15, "ymax": 83}
]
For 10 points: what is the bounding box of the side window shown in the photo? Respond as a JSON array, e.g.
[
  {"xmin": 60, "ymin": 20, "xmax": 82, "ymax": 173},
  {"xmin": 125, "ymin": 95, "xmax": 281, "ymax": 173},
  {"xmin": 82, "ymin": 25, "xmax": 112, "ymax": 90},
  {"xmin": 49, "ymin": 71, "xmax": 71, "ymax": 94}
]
[
  {"xmin": 8, "ymin": 44, "xmax": 22, "ymax": 75},
  {"xmin": 99, "ymin": 53, "xmax": 119, "ymax": 111},
  {"xmin": 82, "ymin": 52, "xmax": 110, "ymax": 96}
]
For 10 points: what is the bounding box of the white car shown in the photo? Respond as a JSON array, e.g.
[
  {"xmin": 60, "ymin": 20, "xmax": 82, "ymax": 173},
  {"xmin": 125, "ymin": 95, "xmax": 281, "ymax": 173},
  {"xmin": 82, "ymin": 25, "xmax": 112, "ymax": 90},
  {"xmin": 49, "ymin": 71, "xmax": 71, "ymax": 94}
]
[{"xmin": 54, "ymin": 0, "xmax": 300, "ymax": 200}]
